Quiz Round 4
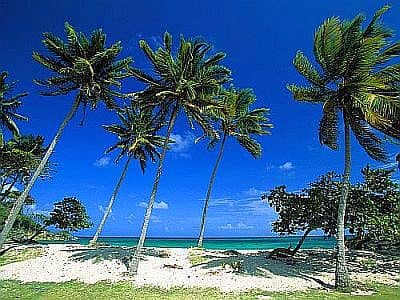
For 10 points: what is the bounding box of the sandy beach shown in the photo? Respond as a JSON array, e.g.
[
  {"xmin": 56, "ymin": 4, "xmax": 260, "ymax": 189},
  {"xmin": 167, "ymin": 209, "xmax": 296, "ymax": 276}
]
[{"xmin": 0, "ymin": 244, "xmax": 398, "ymax": 292}]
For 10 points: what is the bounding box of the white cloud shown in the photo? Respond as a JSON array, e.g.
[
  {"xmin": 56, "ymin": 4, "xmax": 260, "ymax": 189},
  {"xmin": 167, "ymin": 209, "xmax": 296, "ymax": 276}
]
[
  {"xmin": 154, "ymin": 201, "xmax": 169, "ymax": 209},
  {"xmin": 98, "ymin": 205, "xmax": 109, "ymax": 214},
  {"xmin": 178, "ymin": 152, "xmax": 192, "ymax": 159},
  {"xmin": 244, "ymin": 188, "xmax": 265, "ymax": 197},
  {"xmin": 25, "ymin": 204, "xmax": 51, "ymax": 216},
  {"xmin": 208, "ymin": 197, "xmax": 235, "ymax": 207},
  {"xmin": 240, "ymin": 199, "xmax": 274, "ymax": 216},
  {"xmin": 150, "ymin": 35, "xmax": 163, "ymax": 48},
  {"xmin": 125, "ymin": 213, "xmax": 136, "ymax": 224},
  {"xmin": 266, "ymin": 164, "xmax": 275, "ymax": 171},
  {"xmin": 151, "ymin": 215, "xmax": 162, "ymax": 223},
  {"xmin": 83, "ymin": 183, "xmax": 105, "ymax": 190},
  {"xmin": 279, "ymin": 161, "xmax": 294, "ymax": 171},
  {"xmin": 138, "ymin": 201, "xmax": 169, "ymax": 209},
  {"xmin": 93, "ymin": 157, "xmax": 110, "ymax": 168},
  {"xmin": 32, "ymin": 209, "xmax": 51, "ymax": 216},
  {"xmin": 170, "ymin": 133, "xmax": 195, "ymax": 157},
  {"xmin": 219, "ymin": 222, "xmax": 254, "ymax": 230},
  {"xmin": 98, "ymin": 205, "xmax": 114, "ymax": 221}
]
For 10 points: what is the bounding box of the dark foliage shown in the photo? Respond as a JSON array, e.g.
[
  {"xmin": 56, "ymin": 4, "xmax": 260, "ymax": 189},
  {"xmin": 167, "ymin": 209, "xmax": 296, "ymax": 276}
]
[
  {"xmin": 264, "ymin": 166, "xmax": 400, "ymax": 252},
  {"xmin": 45, "ymin": 197, "xmax": 92, "ymax": 232}
]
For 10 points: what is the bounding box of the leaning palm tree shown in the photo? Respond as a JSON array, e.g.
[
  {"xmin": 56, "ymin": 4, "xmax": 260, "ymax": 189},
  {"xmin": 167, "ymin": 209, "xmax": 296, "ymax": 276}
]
[
  {"xmin": 89, "ymin": 105, "xmax": 170, "ymax": 245},
  {"xmin": 0, "ymin": 72, "xmax": 28, "ymax": 145},
  {"xmin": 127, "ymin": 32, "xmax": 231, "ymax": 274},
  {"xmin": 287, "ymin": 6, "xmax": 400, "ymax": 289},
  {"xmin": 197, "ymin": 87, "xmax": 272, "ymax": 247},
  {"xmin": 0, "ymin": 22, "xmax": 131, "ymax": 249}
]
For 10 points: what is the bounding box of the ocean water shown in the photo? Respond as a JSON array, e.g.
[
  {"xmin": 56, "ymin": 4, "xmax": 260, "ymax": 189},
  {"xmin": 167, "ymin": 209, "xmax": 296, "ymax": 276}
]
[{"xmin": 42, "ymin": 236, "xmax": 336, "ymax": 250}]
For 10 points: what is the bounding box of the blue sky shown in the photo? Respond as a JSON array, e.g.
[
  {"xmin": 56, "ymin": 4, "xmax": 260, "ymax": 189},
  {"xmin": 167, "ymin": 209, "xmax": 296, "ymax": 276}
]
[{"xmin": 1, "ymin": 0, "xmax": 399, "ymax": 237}]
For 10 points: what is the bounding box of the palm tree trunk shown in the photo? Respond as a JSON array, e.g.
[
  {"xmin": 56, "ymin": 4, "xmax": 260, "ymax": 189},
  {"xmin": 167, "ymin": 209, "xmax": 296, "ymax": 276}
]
[
  {"xmin": 335, "ymin": 118, "xmax": 351, "ymax": 290},
  {"xmin": 128, "ymin": 104, "xmax": 179, "ymax": 275},
  {"xmin": 0, "ymin": 127, "xmax": 3, "ymax": 145},
  {"xmin": 197, "ymin": 133, "xmax": 227, "ymax": 248},
  {"xmin": 89, "ymin": 155, "xmax": 132, "ymax": 246},
  {"xmin": 292, "ymin": 227, "xmax": 312, "ymax": 255},
  {"xmin": 0, "ymin": 95, "xmax": 81, "ymax": 250}
]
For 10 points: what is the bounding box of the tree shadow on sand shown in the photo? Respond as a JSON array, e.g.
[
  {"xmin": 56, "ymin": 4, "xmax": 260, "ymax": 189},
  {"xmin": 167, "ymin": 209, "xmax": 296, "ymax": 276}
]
[
  {"xmin": 196, "ymin": 249, "xmax": 400, "ymax": 289},
  {"xmin": 65, "ymin": 247, "xmax": 170, "ymax": 269}
]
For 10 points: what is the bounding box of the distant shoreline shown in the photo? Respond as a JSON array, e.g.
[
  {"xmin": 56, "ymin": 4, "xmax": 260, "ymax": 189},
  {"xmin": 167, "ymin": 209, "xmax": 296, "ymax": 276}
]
[
  {"xmin": 39, "ymin": 236, "xmax": 337, "ymax": 250},
  {"xmin": 74, "ymin": 235, "xmax": 340, "ymax": 239}
]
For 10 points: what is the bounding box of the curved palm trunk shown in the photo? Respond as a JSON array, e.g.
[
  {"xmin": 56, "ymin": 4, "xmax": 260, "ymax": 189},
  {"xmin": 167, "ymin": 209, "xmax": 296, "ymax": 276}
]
[
  {"xmin": 0, "ymin": 95, "xmax": 81, "ymax": 250},
  {"xmin": 128, "ymin": 104, "xmax": 179, "ymax": 275},
  {"xmin": 197, "ymin": 133, "xmax": 227, "ymax": 248},
  {"xmin": 335, "ymin": 118, "xmax": 351, "ymax": 289},
  {"xmin": 89, "ymin": 155, "xmax": 132, "ymax": 246},
  {"xmin": 292, "ymin": 227, "xmax": 312, "ymax": 255}
]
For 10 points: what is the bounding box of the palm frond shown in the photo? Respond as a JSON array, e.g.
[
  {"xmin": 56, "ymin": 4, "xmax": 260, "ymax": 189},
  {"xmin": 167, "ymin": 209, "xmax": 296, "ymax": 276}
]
[
  {"xmin": 319, "ymin": 99, "xmax": 339, "ymax": 150},
  {"xmin": 103, "ymin": 103, "xmax": 168, "ymax": 171},
  {"xmin": 128, "ymin": 32, "xmax": 231, "ymax": 145},
  {"xmin": 347, "ymin": 109, "xmax": 388, "ymax": 161},
  {"xmin": 289, "ymin": 6, "xmax": 400, "ymax": 161},
  {"xmin": 286, "ymin": 84, "xmax": 326, "ymax": 103},
  {"xmin": 313, "ymin": 17, "xmax": 343, "ymax": 77},
  {"xmin": 236, "ymin": 135, "xmax": 262, "ymax": 158},
  {"xmin": 0, "ymin": 72, "xmax": 28, "ymax": 141},
  {"xmin": 363, "ymin": 5, "xmax": 391, "ymax": 38},
  {"xmin": 34, "ymin": 22, "xmax": 131, "ymax": 109},
  {"xmin": 293, "ymin": 51, "xmax": 325, "ymax": 86}
]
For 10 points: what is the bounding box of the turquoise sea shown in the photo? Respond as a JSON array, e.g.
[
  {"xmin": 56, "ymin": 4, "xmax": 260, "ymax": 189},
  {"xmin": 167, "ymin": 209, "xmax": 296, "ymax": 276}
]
[{"xmin": 42, "ymin": 236, "xmax": 336, "ymax": 250}]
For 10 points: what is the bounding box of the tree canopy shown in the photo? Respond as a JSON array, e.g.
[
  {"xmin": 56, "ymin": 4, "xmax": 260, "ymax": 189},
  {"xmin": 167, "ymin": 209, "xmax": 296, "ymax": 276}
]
[
  {"xmin": 45, "ymin": 197, "xmax": 92, "ymax": 232},
  {"xmin": 104, "ymin": 104, "xmax": 171, "ymax": 172},
  {"xmin": 264, "ymin": 166, "xmax": 400, "ymax": 253},
  {"xmin": 287, "ymin": 6, "xmax": 400, "ymax": 158},
  {"xmin": 33, "ymin": 22, "xmax": 132, "ymax": 110}
]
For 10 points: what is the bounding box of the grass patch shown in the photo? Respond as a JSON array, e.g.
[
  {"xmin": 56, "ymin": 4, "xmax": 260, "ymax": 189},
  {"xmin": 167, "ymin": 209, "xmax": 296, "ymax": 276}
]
[
  {"xmin": 0, "ymin": 247, "xmax": 44, "ymax": 267},
  {"xmin": 272, "ymin": 282, "xmax": 400, "ymax": 300},
  {"xmin": 0, "ymin": 280, "xmax": 265, "ymax": 300},
  {"xmin": 188, "ymin": 248, "xmax": 209, "ymax": 266},
  {"xmin": 360, "ymin": 258, "xmax": 378, "ymax": 268},
  {"xmin": 0, "ymin": 280, "xmax": 399, "ymax": 300}
]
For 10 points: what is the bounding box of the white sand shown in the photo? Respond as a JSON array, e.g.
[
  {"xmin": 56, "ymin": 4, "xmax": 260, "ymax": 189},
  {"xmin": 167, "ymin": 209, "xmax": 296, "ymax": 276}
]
[{"xmin": 0, "ymin": 244, "xmax": 398, "ymax": 292}]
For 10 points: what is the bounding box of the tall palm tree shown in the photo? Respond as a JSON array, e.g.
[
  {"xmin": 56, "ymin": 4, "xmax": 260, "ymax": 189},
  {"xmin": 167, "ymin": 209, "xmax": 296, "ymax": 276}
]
[
  {"xmin": 0, "ymin": 72, "xmax": 28, "ymax": 145},
  {"xmin": 287, "ymin": 6, "xmax": 400, "ymax": 289},
  {"xmin": 127, "ymin": 32, "xmax": 231, "ymax": 274},
  {"xmin": 197, "ymin": 87, "xmax": 272, "ymax": 247},
  {"xmin": 0, "ymin": 22, "xmax": 131, "ymax": 250},
  {"xmin": 89, "ymin": 105, "xmax": 170, "ymax": 245}
]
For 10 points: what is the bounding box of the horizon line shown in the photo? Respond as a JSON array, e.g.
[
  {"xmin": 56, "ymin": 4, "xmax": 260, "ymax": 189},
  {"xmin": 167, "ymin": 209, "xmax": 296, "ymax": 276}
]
[{"xmin": 75, "ymin": 235, "xmax": 336, "ymax": 239}]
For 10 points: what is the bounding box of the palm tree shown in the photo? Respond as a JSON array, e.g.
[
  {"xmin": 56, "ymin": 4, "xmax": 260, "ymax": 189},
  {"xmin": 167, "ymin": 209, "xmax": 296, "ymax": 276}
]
[
  {"xmin": 287, "ymin": 6, "xmax": 400, "ymax": 289},
  {"xmin": 0, "ymin": 135, "xmax": 49, "ymax": 203},
  {"xmin": 197, "ymin": 87, "xmax": 272, "ymax": 247},
  {"xmin": 0, "ymin": 72, "xmax": 28, "ymax": 145},
  {"xmin": 89, "ymin": 105, "xmax": 169, "ymax": 245},
  {"xmin": 127, "ymin": 32, "xmax": 231, "ymax": 274},
  {"xmin": 0, "ymin": 22, "xmax": 131, "ymax": 250}
]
